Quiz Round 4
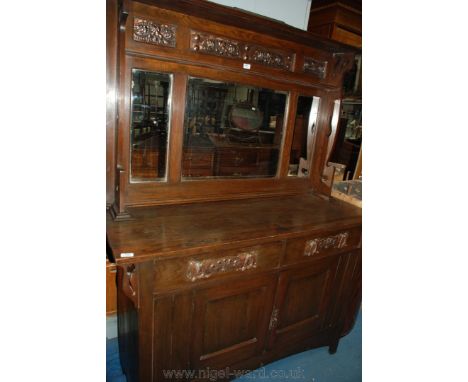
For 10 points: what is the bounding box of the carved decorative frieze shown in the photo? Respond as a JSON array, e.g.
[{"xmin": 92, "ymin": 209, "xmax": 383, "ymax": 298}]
[
  {"xmin": 250, "ymin": 47, "xmax": 292, "ymax": 70},
  {"xmin": 186, "ymin": 251, "xmax": 258, "ymax": 282},
  {"xmin": 303, "ymin": 57, "xmax": 327, "ymax": 79},
  {"xmin": 304, "ymin": 232, "xmax": 349, "ymax": 256},
  {"xmin": 133, "ymin": 17, "xmax": 176, "ymax": 47},
  {"xmin": 191, "ymin": 32, "xmax": 241, "ymax": 58},
  {"xmin": 190, "ymin": 31, "xmax": 293, "ymax": 70}
]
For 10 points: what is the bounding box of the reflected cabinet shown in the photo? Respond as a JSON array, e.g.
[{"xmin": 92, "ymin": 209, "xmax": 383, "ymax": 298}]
[
  {"xmin": 106, "ymin": 1, "xmax": 361, "ymax": 381},
  {"xmin": 182, "ymin": 78, "xmax": 287, "ymax": 179},
  {"xmin": 130, "ymin": 70, "xmax": 172, "ymax": 181}
]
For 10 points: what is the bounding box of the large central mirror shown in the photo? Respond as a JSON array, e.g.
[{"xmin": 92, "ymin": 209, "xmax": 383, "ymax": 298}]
[{"xmin": 182, "ymin": 77, "xmax": 288, "ymax": 179}]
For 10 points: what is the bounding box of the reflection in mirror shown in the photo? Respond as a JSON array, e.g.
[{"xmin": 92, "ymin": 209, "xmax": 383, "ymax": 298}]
[
  {"xmin": 288, "ymin": 96, "xmax": 320, "ymax": 177},
  {"xmin": 329, "ymin": 100, "xmax": 362, "ymax": 181},
  {"xmin": 181, "ymin": 77, "xmax": 288, "ymax": 179},
  {"xmin": 130, "ymin": 70, "xmax": 172, "ymax": 182}
]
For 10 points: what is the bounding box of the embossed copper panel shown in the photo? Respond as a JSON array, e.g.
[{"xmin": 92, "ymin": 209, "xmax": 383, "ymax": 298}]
[
  {"xmin": 191, "ymin": 32, "xmax": 241, "ymax": 58},
  {"xmin": 186, "ymin": 251, "xmax": 258, "ymax": 281},
  {"xmin": 303, "ymin": 57, "xmax": 327, "ymax": 79},
  {"xmin": 133, "ymin": 17, "xmax": 177, "ymax": 47},
  {"xmin": 304, "ymin": 232, "xmax": 349, "ymax": 257},
  {"xmin": 190, "ymin": 31, "xmax": 293, "ymax": 70},
  {"xmin": 282, "ymin": 227, "xmax": 361, "ymax": 266}
]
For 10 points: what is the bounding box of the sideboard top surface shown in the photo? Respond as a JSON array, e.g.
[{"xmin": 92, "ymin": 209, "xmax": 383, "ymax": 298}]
[{"xmin": 107, "ymin": 193, "xmax": 361, "ymax": 264}]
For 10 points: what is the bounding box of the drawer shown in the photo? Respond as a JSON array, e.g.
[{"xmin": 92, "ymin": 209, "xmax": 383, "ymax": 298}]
[
  {"xmin": 183, "ymin": 150, "xmax": 214, "ymax": 167},
  {"xmin": 217, "ymin": 148, "xmax": 258, "ymax": 166},
  {"xmin": 182, "ymin": 167, "xmax": 214, "ymax": 177},
  {"xmin": 153, "ymin": 242, "xmax": 282, "ymax": 292},
  {"xmin": 283, "ymin": 227, "xmax": 361, "ymax": 265}
]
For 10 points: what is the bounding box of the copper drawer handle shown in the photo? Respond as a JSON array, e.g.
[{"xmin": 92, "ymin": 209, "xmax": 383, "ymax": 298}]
[
  {"xmin": 304, "ymin": 231, "xmax": 349, "ymax": 256},
  {"xmin": 186, "ymin": 251, "xmax": 258, "ymax": 282}
]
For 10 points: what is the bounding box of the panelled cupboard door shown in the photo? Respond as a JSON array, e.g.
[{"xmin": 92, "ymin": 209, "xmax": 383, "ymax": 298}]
[
  {"xmin": 267, "ymin": 255, "xmax": 339, "ymax": 349},
  {"xmin": 191, "ymin": 274, "xmax": 277, "ymax": 369}
]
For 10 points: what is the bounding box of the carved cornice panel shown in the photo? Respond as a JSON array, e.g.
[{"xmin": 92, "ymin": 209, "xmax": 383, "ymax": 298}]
[
  {"xmin": 330, "ymin": 53, "xmax": 353, "ymax": 79},
  {"xmin": 250, "ymin": 46, "xmax": 292, "ymax": 70},
  {"xmin": 190, "ymin": 31, "xmax": 293, "ymax": 70},
  {"xmin": 303, "ymin": 57, "xmax": 327, "ymax": 79},
  {"xmin": 133, "ymin": 17, "xmax": 177, "ymax": 47},
  {"xmin": 304, "ymin": 232, "xmax": 349, "ymax": 256},
  {"xmin": 186, "ymin": 251, "xmax": 258, "ymax": 282}
]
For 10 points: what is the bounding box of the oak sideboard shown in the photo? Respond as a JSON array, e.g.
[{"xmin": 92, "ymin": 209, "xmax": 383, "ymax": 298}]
[{"xmin": 106, "ymin": 1, "xmax": 362, "ymax": 380}]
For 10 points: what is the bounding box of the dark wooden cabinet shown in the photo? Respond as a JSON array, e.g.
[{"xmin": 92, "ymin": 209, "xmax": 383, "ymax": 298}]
[
  {"xmin": 268, "ymin": 256, "xmax": 338, "ymax": 350},
  {"xmin": 307, "ymin": 0, "xmax": 362, "ymax": 49},
  {"xmin": 106, "ymin": 1, "xmax": 361, "ymax": 380},
  {"xmin": 192, "ymin": 275, "xmax": 276, "ymax": 369}
]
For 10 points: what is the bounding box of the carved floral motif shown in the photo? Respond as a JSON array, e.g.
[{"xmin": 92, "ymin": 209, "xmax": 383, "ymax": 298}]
[
  {"xmin": 269, "ymin": 308, "xmax": 279, "ymax": 330},
  {"xmin": 186, "ymin": 251, "xmax": 258, "ymax": 282},
  {"xmin": 191, "ymin": 31, "xmax": 293, "ymax": 70},
  {"xmin": 303, "ymin": 57, "xmax": 327, "ymax": 79},
  {"xmin": 191, "ymin": 33, "xmax": 240, "ymax": 58},
  {"xmin": 133, "ymin": 17, "xmax": 176, "ymax": 47},
  {"xmin": 304, "ymin": 232, "xmax": 349, "ymax": 256},
  {"xmin": 250, "ymin": 47, "xmax": 292, "ymax": 69}
]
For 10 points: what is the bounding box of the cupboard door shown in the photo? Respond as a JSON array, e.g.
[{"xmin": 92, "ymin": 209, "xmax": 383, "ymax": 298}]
[
  {"xmin": 191, "ymin": 274, "xmax": 276, "ymax": 369},
  {"xmin": 268, "ymin": 256, "xmax": 339, "ymax": 348}
]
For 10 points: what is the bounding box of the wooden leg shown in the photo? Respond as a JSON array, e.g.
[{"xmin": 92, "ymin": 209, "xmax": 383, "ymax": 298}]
[{"xmin": 328, "ymin": 338, "xmax": 339, "ymax": 354}]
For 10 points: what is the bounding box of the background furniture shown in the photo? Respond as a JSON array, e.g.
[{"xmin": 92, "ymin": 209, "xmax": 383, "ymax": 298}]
[
  {"xmin": 307, "ymin": 0, "xmax": 362, "ymax": 49},
  {"xmin": 308, "ymin": 0, "xmax": 362, "ymax": 182}
]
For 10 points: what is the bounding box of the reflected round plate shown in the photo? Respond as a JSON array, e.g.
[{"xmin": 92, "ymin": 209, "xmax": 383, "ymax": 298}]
[{"xmin": 229, "ymin": 103, "xmax": 263, "ymax": 131}]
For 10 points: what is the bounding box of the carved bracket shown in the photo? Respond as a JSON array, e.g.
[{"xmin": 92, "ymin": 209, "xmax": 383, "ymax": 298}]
[
  {"xmin": 191, "ymin": 31, "xmax": 293, "ymax": 70},
  {"xmin": 269, "ymin": 307, "xmax": 279, "ymax": 330},
  {"xmin": 133, "ymin": 17, "xmax": 177, "ymax": 47},
  {"xmin": 330, "ymin": 53, "xmax": 353, "ymax": 79},
  {"xmin": 304, "ymin": 232, "xmax": 349, "ymax": 256},
  {"xmin": 186, "ymin": 251, "xmax": 258, "ymax": 282},
  {"xmin": 303, "ymin": 57, "xmax": 327, "ymax": 79},
  {"xmin": 120, "ymin": 264, "xmax": 138, "ymax": 307}
]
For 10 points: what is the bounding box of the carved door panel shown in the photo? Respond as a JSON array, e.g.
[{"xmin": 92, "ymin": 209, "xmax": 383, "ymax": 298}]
[
  {"xmin": 267, "ymin": 255, "xmax": 339, "ymax": 349},
  {"xmin": 191, "ymin": 274, "xmax": 276, "ymax": 369}
]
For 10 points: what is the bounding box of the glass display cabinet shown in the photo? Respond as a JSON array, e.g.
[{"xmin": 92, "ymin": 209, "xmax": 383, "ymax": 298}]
[{"xmin": 106, "ymin": 1, "xmax": 362, "ymax": 381}]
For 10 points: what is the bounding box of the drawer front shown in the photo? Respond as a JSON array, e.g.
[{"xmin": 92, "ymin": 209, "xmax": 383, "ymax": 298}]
[
  {"xmin": 217, "ymin": 148, "xmax": 258, "ymax": 166},
  {"xmin": 153, "ymin": 242, "xmax": 282, "ymax": 292},
  {"xmin": 183, "ymin": 150, "xmax": 214, "ymax": 168},
  {"xmin": 283, "ymin": 227, "xmax": 361, "ymax": 265},
  {"xmin": 182, "ymin": 167, "xmax": 214, "ymax": 177}
]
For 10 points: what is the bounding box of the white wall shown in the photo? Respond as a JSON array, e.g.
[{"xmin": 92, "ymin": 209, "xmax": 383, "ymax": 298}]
[{"xmin": 207, "ymin": 0, "xmax": 312, "ymax": 30}]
